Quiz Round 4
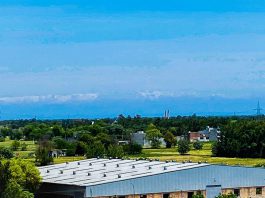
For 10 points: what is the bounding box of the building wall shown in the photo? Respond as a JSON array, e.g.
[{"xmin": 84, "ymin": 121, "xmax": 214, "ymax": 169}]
[
  {"xmin": 122, "ymin": 187, "xmax": 265, "ymax": 198},
  {"xmin": 86, "ymin": 165, "xmax": 265, "ymax": 197},
  {"xmin": 222, "ymin": 187, "xmax": 265, "ymax": 198}
]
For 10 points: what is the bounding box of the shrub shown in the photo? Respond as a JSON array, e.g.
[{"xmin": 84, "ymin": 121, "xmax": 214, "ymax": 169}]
[
  {"xmin": 192, "ymin": 194, "xmax": 204, "ymax": 198},
  {"xmin": 11, "ymin": 140, "xmax": 20, "ymax": 151},
  {"xmin": 0, "ymin": 137, "xmax": 5, "ymax": 142},
  {"xmin": 0, "ymin": 147, "xmax": 14, "ymax": 159},
  {"xmin": 216, "ymin": 194, "xmax": 237, "ymax": 198},
  {"xmin": 193, "ymin": 141, "xmax": 203, "ymax": 150},
  {"xmin": 107, "ymin": 145, "xmax": 124, "ymax": 158},
  {"xmin": 177, "ymin": 139, "xmax": 190, "ymax": 155},
  {"xmin": 86, "ymin": 141, "xmax": 105, "ymax": 158},
  {"xmin": 123, "ymin": 143, "xmax": 142, "ymax": 155},
  {"xmin": 21, "ymin": 143, "xmax": 28, "ymax": 151}
]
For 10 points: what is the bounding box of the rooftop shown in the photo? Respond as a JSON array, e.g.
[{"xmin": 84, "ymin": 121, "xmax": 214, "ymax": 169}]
[{"xmin": 39, "ymin": 158, "xmax": 209, "ymax": 187}]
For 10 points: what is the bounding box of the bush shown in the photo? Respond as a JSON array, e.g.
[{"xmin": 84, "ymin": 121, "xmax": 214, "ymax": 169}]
[
  {"xmin": 11, "ymin": 140, "xmax": 20, "ymax": 151},
  {"xmin": 192, "ymin": 194, "xmax": 204, "ymax": 198},
  {"xmin": 123, "ymin": 143, "xmax": 142, "ymax": 155},
  {"xmin": 255, "ymin": 163, "xmax": 265, "ymax": 168},
  {"xmin": 107, "ymin": 145, "xmax": 124, "ymax": 158},
  {"xmin": 193, "ymin": 141, "xmax": 203, "ymax": 150},
  {"xmin": 177, "ymin": 140, "xmax": 190, "ymax": 155},
  {"xmin": 0, "ymin": 137, "xmax": 5, "ymax": 142},
  {"xmin": 0, "ymin": 147, "xmax": 14, "ymax": 159},
  {"xmin": 86, "ymin": 141, "xmax": 105, "ymax": 158},
  {"xmin": 216, "ymin": 194, "xmax": 237, "ymax": 198},
  {"xmin": 21, "ymin": 143, "xmax": 28, "ymax": 151}
]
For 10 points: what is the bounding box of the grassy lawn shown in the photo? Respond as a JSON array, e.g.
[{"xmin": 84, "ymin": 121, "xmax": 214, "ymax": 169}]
[{"xmin": 133, "ymin": 142, "xmax": 265, "ymax": 167}]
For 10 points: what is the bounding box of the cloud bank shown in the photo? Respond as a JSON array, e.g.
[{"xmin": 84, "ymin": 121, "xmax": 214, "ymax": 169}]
[{"xmin": 0, "ymin": 93, "xmax": 98, "ymax": 104}]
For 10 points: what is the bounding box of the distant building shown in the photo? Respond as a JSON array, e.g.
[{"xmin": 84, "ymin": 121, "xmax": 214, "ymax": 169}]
[
  {"xmin": 189, "ymin": 126, "xmax": 220, "ymax": 142},
  {"xmin": 188, "ymin": 132, "xmax": 201, "ymax": 142},
  {"xmin": 131, "ymin": 131, "xmax": 166, "ymax": 147},
  {"xmin": 37, "ymin": 158, "xmax": 265, "ymax": 198},
  {"xmin": 131, "ymin": 131, "xmax": 150, "ymax": 147},
  {"xmin": 49, "ymin": 149, "xmax": 67, "ymax": 158}
]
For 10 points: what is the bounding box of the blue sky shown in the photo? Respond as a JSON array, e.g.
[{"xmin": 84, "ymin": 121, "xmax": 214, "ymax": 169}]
[{"xmin": 0, "ymin": 0, "xmax": 265, "ymax": 119}]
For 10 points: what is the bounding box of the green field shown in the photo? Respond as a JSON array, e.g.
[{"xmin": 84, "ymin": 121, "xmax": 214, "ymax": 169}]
[
  {"xmin": 0, "ymin": 139, "xmax": 85, "ymax": 164},
  {"xmin": 1, "ymin": 140, "xmax": 264, "ymax": 166},
  {"xmin": 135, "ymin": 143, "xmax": 265, "ymax": 167}
]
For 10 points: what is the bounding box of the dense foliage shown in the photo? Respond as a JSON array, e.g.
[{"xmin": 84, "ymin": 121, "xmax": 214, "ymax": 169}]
[
  {"xmin": 0, "ymin": 147, "xmax": 13, "ymax": 159},
  {"xmin": 213, "ymin": 120, "xmax": 265, "ymax": 158},
  {"xmin": 0, "ymin": 159, "xmax": 41, "ymax": 197},
  {"xmin": 0, "ymin": 115, "xmax": 265, "ymax": 161},
  {"xmin": 215, "ymin": 194, "xmax": 237, "ymax": 198},
  {"xmin": 193, "ymin": 141, "xmax": 203, "ymax": 150},
  {"xmin": 177, "ymin": 139, "xmax": 190, "ymax": 155}
]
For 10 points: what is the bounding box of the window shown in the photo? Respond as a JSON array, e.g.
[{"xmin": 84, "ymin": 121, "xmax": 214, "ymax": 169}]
[
  {"xmin": 233, "ymin": 189, "xmax": 240, "ymax": 197},
  {"xmin": 188, "ymin": 192, "xmax": 194, "ymax": 198},
  {"xmin": 163, "ymin": 193, "xmax": 170, "ymax": 198},
  {"xmin": 256, "ymin": 187, "xmax": 262, "ymax": 195}
]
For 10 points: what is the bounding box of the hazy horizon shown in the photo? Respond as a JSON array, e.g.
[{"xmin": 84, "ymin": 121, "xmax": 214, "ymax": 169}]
[{"xmin": 1, "ymin": 0, "xmax": 265, "ymax": 119}]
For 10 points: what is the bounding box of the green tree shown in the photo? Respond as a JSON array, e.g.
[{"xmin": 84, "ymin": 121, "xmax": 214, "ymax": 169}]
[
  {"xmin": 78, "ymin": 133, "xmax": 94, "ymax": 145},
  {"xmin": 75, "ymin": 141, "xmax": 87, "ymax": 155},
  {"xmin": 1, "ymin": 181, "xmax": 34, "ymax": 198},
  {"xmin": 177, "ymin": 139, "xmax": 190, "ymax": 155},
  {"xmin": 86, "ymin": 141, "xmax": 106, "ymax": 158},
  {"xmin": 35, "ymin": 139, "xmax": 53, "ymax": 166},
  {"xmin": 52, "ymin": 137, "xmax": 69, "ymax": 149},
  {"xmin": 146, "ymin": 124, "xmax": 162, "ymax": 148},
  {"xmin": 11, "ymin": 140, "xmax": 20, "ymax": 151},
  {"xmin": 51, "ymin": 125, "xmax": 64, "ymax": 137},
  {"xmin": 164, "ymin": 131, "xmax": 176, "ymax": 148},
  {"xmin": 107, "ymin": 145, "xmax": 124, "ymax": 158},
  {"xmin": 193, "ymin": 141, "xmax": 203, "ymax": 150},
  {"xmin": 0, "ymin": 147, "xmax": 13, "ymax": 159},
  {"xmin": 0, "ymin": 159, "xmax": 41, "ymax": 197}
]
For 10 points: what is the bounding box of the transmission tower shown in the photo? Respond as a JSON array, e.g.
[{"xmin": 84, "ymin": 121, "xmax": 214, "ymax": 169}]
[{"xmin": 254, "ymin": 101, "xmax": 263, "ymax": 116}]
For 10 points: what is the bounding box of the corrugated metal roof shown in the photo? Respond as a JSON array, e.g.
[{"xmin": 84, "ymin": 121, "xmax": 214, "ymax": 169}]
[{"xmin": 39, "ymin": 158, "xmax": 209, "ymax": 186}]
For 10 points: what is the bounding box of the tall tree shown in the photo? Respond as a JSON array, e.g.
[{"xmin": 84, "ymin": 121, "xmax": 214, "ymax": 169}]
[
  {"xmin": 146, "ymin": 124, "xmax": 162, "ymax": 148},
  {"xmin": 35, "ymin": 139, "xmax": 53, "ymax": 166},
  {"xmin": 164, "ymin": 131, "xmax": 176, "ymax": 148}
]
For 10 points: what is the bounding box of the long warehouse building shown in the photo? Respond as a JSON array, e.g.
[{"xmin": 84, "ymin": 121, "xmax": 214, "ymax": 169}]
[{"xmin": 37, "ymin": 158, "xmax": 265, "ymax": 198}]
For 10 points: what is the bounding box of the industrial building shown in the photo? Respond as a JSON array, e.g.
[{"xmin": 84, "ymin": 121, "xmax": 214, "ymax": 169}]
[{"xmin": 37, "ymin": 158, "xmax": 265, "ymax": 198}]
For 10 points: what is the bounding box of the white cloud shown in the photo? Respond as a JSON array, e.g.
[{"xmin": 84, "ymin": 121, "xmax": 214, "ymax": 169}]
[
  {"xmin": 139, "ymin": 91, "xmax": 175, "ymax": 99},
  {"xmin": 0, "ymin": 93, "xmax": 98, "ymax": 104}
]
